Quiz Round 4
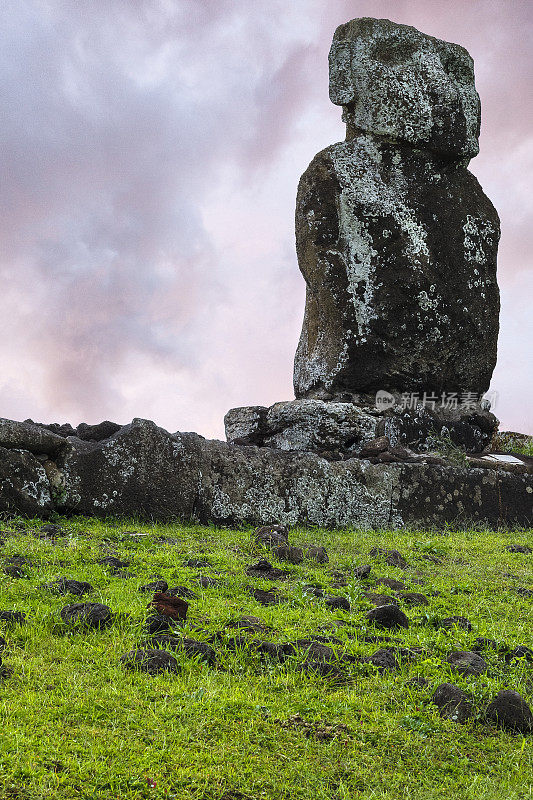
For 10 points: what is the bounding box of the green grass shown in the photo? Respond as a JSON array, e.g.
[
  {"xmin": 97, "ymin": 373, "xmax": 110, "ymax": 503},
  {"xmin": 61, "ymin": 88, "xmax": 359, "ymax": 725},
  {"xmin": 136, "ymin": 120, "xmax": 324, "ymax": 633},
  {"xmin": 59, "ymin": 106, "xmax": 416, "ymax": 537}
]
[{"xmin": 0, "ymin": 517, "xmax": 531, "ymax": 800}]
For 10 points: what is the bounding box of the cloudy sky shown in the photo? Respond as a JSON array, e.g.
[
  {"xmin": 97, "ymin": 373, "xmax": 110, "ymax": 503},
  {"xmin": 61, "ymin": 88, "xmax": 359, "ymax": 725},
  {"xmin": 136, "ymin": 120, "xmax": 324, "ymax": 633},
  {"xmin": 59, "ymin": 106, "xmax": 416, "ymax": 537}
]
[{"xmin": 1, "ymin": 0, "xmax": 532, "ymax": 439}]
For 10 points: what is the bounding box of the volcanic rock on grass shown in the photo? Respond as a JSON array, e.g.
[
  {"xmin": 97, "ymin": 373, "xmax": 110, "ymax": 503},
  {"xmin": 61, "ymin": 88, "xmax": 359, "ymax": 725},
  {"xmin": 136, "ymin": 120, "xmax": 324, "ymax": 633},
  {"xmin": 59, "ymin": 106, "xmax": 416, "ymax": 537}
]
[
  {"xmin": 195, "ymin": 575, "xmax": 220, "ymax": 588},
  {"xmin": 515, "ymin": 587, "xmax": 533, "ymax": 598},
  {"xmin": 484, "ymin": 690, "xmax": 533, "ymax": 732},
  {"xmin": 0, "ymin": 611, "xmax": 26, "ymax": 625},
  {"xmin": 506, "ymin": 544, "xmax": 532, "ymax": 554},
  {"xmin": 305, "ymin": 545, "xmax": 329, "ymax": 563},
  {"xmin": 250, "ymin": 587, "xmax": 284, "ymax": 606},
  {"xmin": 246, "ymin": 559, "xmax": 288, "ymax": 580},
  {"xmin": 147, "ymin": 635, "xmax": 218, "ymax": 666},
  {"xmin": 253, "ymin": 641, "xmax": 296, "ymax": 661},
  {"xmin": 446, "ymin": 651, "xmax": 488, "ymax": 676},
  {"xmin": 473, "ymin": 637, "xmax": 501, "ymax": 652},
  {"xmin": 225, "ymin": 616, "xmax": 274, "ymax": 635},
  {"xmin": 184, "ymin": 558, "xmax": 212, "ymax": 569},
  {"xmin": 366, "ymin": 604, "xmax": 409, "ymax": 630},
  {"xmin": 41, "ymin": 578, "xmax": 94, "ymax": 597},
  {"xmin": 436, "ymin": 616, "xmax": 472, "ymax": 631},
  {"xmin": 272, "ymin": 545, "xmax": 304, "ymax": 564},
  {"xmin": 353, "ymin": 564, "xmax": 371, "ymax": 579},
  {"xmin": 98, "ymin": 556, "xmax": 130, "ymax": 571},
  {"xmin": 369, "ymin": 548, "xmax": 409, "ymax": 569},
  {"xmin": 60, "ymin": 603, "xmax": 113, "ymax": 629},
  {"xmin": 362, "ymin": 647, "xmax": 418, "ymax": 672},
  {"xmin": 3, "ymin": 564, "xmax": 26, "ymax": 578},
  {"xmin": 397, "ymin": 591, "xmax": 429, "ymax": 607},
  {"xmin": 364, "ymin": 593, "xmax": 399, "ymax": 607},
  {"xmin": 324, "ymin": 595, "xmax": 350, "ymax": 611},
  {"xmin": 138, "ymin": 580, "xmax": 168, "ymax": 594},
  {"xmin": 299, "ymin": 660, "xmax": 349, "ymax": 683},
  {"xmin": 376, "ymin": 577, "xmax": 406, "ymax": 590},
  {"xmin": 145, "ymin": 614, "xmax": 174, "ymax": 635},
  {"xmin": 167, "ymin": 586, "xmax": 197, "ymax": 600},
  {"xmin": 293, "ymin": 639, "xmax": 337, "ymax": 662},
  {"xmin": 148, "ymin": 592, "xmax": 188, "ymax": 621},
  {"xmin": 506, "ymin": 646, "xmax": 533, "ymax": 663},
  {"xmin": 120, "ymin": 648, "xmax": 179, "ymax": 675},
  {"xmin": 432, "ymin": 683, "xmax": 474, "ymax": 723},
  {"xmin": 253, "ymin": 524, "xmax": 289, "ymax": 547}
]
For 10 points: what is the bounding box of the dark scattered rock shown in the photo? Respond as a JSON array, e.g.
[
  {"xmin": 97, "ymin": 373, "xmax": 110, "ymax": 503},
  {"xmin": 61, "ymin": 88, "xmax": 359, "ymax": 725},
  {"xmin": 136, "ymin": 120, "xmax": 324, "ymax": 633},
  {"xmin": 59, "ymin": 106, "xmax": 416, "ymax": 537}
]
[
  {"xmin": 148, "ymin": 635, "xmax": 218, "ymax": 666},
  {"xmin": 366, "ymin": 604, "xmax": 409, "ymax": 630},
  {"xmin": 304, "ymin": 585, "xmax": 325, "ymax": 598},
  {"xmin": 432, "ymin": 683, "xmax": 474, "ymax": 723},
  {"xmin": 272, "ymin": 545, "xmax": 303, "ymax": 564},
  {"xmin": 376, "ymin": 577, "xmax": 406, "ymax": 590},
  {"xmin": 60, "ymin": 603, "xmax": 113, "ymax": 629},
  {"xmin": 195, "ymin": 575, "xmax": 220, "ymax": 588},
  {"xmin": 506, "ymin": 645, "xmax": 533, "ymax": 663},
  {"xmin": 145, "ymin": 614, "xmax": 174, "ymax": 635},
  {"xmin": 299, "ymin": 660, "xmax": 348, "ymax": 682},
  {"xmin": 485, "ymin": 690, "xmax": 533, "ymax": 733},
  {"xmin": 369, "ymin": 548, "xmax": 408, "ymax": 569},
  {"xmin": 0, "ymin": 636, "xmax": 6, "ymax": 650},
  {"xmin": 397, "ymin": 591, "xmax": 429, "ymax": 607},
  {"xmin": 473, "ymin": 637, "xmax": 501, "ymax": 652},
  {"xmin": 120, "ymin": 648, "xmax": 179, "ymax": 674},
  {"xmin": 184, "ymin": 558, "xmax": 212, "ymax": 569},
  {"xmin": 362, "ymin": 647, "xmax": 417, "ymax": 672},
  {"xmin": 5, "ymin": 555, "xmax": 31, "ymax": 566},
  {"xmin": 250, "ymin": 587, "xmax": 283, "ymax": 606},
  {"xmin": 505, "ymin": 544, "xmax": 532, "ymax": 554},
  {"xmin": 41, "ymin": 578, "xmax": 94, "ymax": 597},
  {"xmin": 252, "ymin": 641, "xmax": 296, "ymax": 662},
  {"xmin": 225, "ymin": 616, "xmax": 273, "ymax": 635},
  {"xmin": 98, "ymin": 556, "xmax": 130, "ymax": 571},
  {"xmin": 253, "ymin": 524, "xmax": 289, "ymax": 547},
  {"xmin": 325, "ymin": 595, "xmax": 350, "ymax": 612},
  {"xmin": 515, "ymin": 587, "xmax": 533, "ymax": 599},
  {"xmin": 139, "ymin": 580, "xmax": 168, "ymax": 594},
  {"xmin": 76, "ymin": 421, "xmax": 122, "ymax": 441},
  {"xmin": 446, "ymin": 651, "xmax": 488, "ymax": 676},
  {"xmin": 406, "ymin": 676, "xmax": 429, "ymax": 689},
  {"xmin": 3, "ymin": 564, "xmax": 26, "ymax": 578},
  {"xmin": 148, "ymin": 593, "xmax": 188, "ymax": 621},
  {"xmin": 436, "ymin": 616, "xmax": 472, "ymax": 631},
  {"xmin": 38, "ymin": 524, "xmax": 65, "ymax": 537},
  {"xmin": 364, "ymin": 593, "xmax": 399, "ymax": 607},
  {"xmin": 167, "ymin": 586, "xmax": 197, "ymax": 600},
  {"xmin": 304, "ymin": 545, "xmax": 329, "ymax": 563},
  {"xmin": 0, "ymin": 417, "xmax": 66, "ymax": 456},
  {"xmin": 0, "ymin": 610, "xmax": 26, "ymax": 625},
  {"xmin": 293, "ymin": 639, "xmax": 336, "ymax": 662},
  {"xmin": 246, "ymin": 559, "xmax": 288, "ymax": 580},
  {"xmin": 353, "ymin": 564, "xmax": 371, "ymax": 579}
]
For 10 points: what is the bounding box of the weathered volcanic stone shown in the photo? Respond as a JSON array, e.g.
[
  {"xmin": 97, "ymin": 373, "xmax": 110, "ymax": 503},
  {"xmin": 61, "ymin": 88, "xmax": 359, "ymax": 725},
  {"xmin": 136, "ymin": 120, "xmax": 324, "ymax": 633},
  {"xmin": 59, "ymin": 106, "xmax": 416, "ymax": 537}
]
[
  {"xmin": 0, "ymin": 418, "xmax": 66, "ymax": 456},
  {"xmin": 293, "ymin": 18, "xmax": 499, "ymax": 402},
  {"xmin": 484, "ymin": 690, "xmax": 533, "ymax": 733},
  {"xmin": 432, "ymin": 683, "xmax": 474, "ymax": 723},
  {"xmin": 0, "ymin": 447, "xmax": 53, "ymax": 516},
  {"xmin": 60, "ymin": 603, "xmax": 113, "ymax": 629},
  {"xmin": 366, "ymin": 604, "xmax": 409, "ymax": 629},
  {"xmin": 120, "ymin": 649, "xmax": 179, "ymax": 675}
]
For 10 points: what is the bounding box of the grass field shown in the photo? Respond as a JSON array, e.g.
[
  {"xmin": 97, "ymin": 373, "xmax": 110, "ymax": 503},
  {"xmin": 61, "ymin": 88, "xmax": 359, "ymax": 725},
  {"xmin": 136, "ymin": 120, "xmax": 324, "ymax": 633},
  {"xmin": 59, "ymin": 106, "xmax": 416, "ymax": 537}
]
[{"xmin": 0, "ymin": 516, "xmax": 531, "ymax": 800}]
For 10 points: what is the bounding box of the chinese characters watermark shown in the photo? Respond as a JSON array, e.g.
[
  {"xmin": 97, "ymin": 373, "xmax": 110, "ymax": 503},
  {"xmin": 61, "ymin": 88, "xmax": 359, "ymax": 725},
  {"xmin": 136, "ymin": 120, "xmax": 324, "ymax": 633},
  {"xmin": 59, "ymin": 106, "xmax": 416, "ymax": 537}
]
[{"xmin": 375, "ymin": 389, "xmax": 498, "ymax": 412}]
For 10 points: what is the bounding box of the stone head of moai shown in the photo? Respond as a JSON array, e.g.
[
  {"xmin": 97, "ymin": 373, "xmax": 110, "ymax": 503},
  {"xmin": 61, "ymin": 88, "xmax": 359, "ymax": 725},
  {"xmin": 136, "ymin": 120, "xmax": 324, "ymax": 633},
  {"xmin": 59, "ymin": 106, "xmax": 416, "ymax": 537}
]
[
  {"xmin": 329, "ymin": 17, "xmax": 480, "ymax": 159},
  {"xmin": 293, "ymin": 18, "xmax": 500, "ymax": 404}
]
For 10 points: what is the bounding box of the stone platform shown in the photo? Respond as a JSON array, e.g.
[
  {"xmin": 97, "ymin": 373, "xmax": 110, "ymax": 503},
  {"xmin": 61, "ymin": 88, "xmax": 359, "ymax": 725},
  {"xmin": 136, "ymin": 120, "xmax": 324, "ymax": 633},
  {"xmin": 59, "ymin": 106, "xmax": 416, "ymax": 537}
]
[{"xmin": 0, "ymin": 416, "xmax": 531, "ymax": 529}]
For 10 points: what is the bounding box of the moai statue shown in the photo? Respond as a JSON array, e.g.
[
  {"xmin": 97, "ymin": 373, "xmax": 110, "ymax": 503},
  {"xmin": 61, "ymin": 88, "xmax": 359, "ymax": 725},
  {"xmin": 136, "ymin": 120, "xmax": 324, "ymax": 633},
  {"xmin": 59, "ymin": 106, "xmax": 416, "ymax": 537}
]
[{"xmin": 293, "ymin": 18, "xmax": 500, "ymax": 403}]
